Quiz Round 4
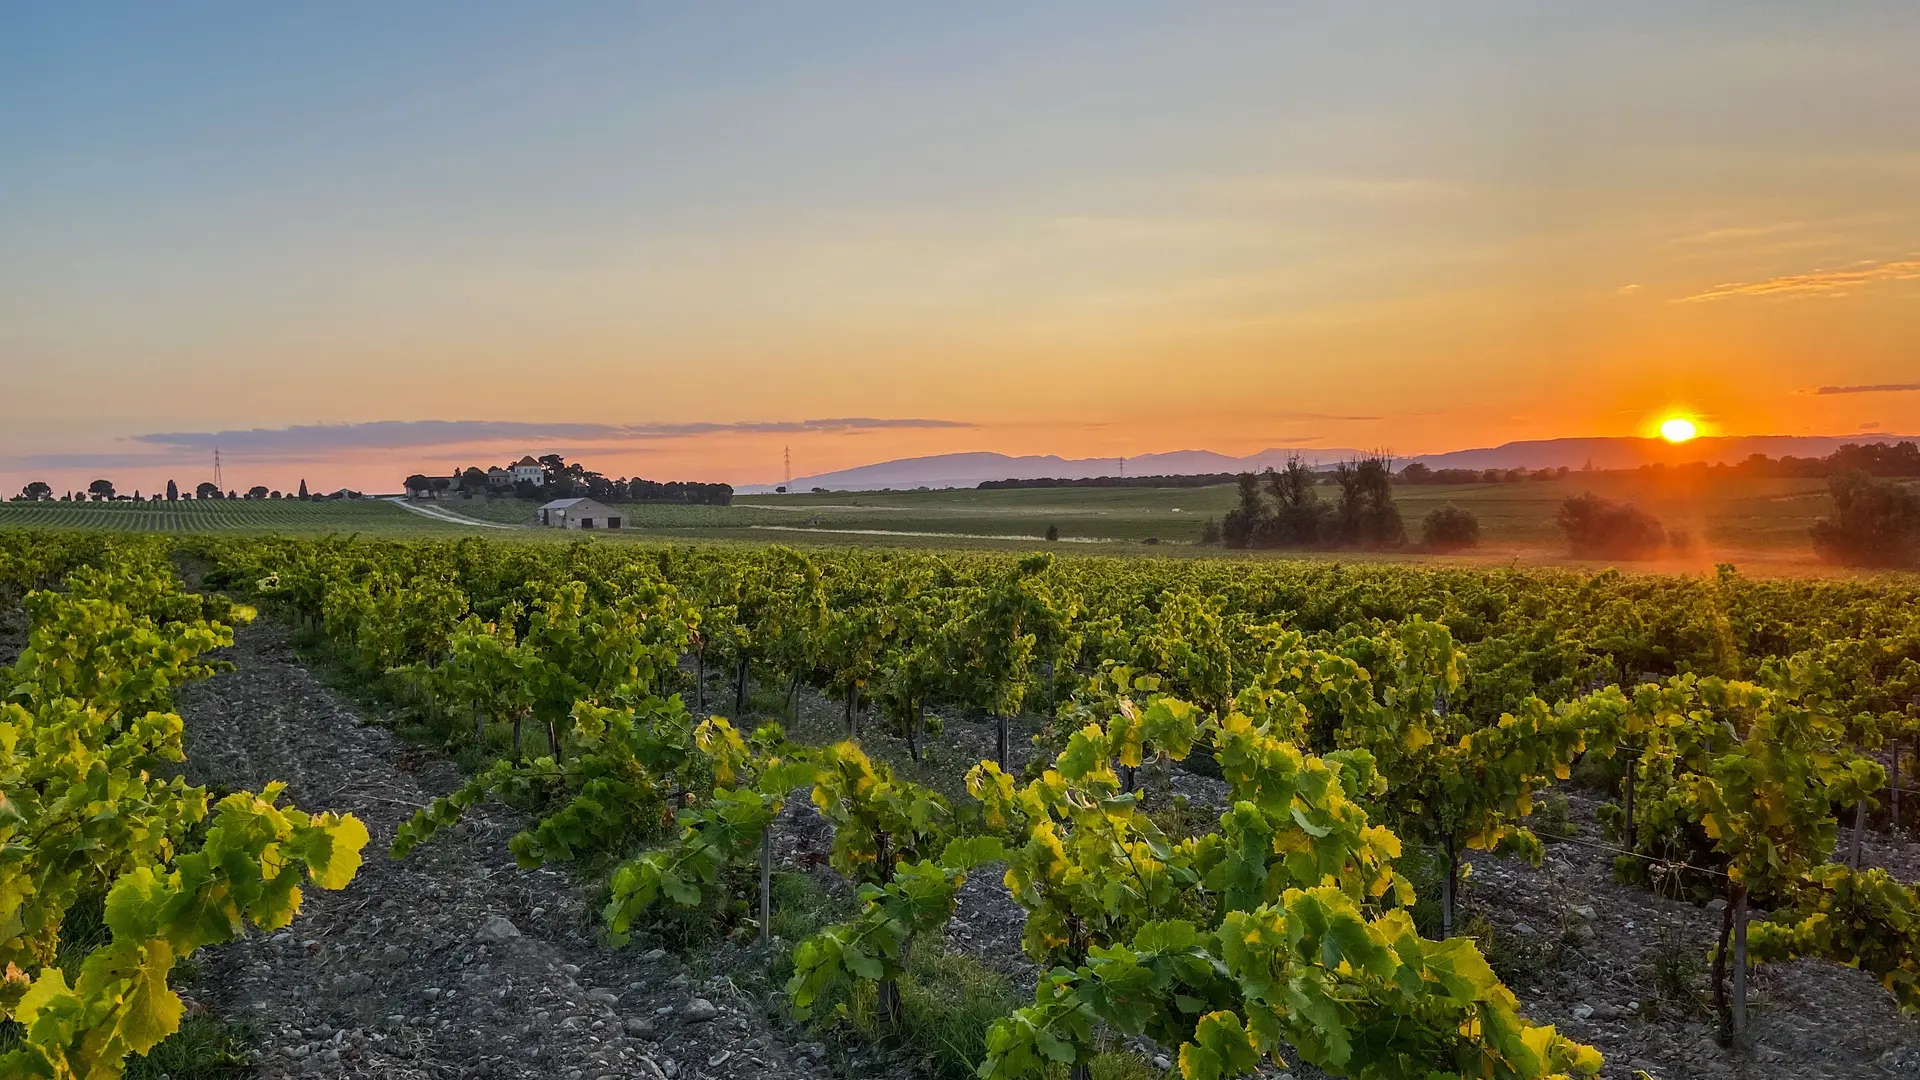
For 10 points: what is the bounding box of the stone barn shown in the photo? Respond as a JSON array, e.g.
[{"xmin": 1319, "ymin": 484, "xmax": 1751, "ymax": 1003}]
[{"xmin": 537, "ymin": 497, "xmax": 622, "ymax": 529}]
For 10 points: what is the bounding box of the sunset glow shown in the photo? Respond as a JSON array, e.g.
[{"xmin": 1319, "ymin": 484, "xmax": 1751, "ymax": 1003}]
[
  {"xmin": 1660, "ymin": 418, "xmax": 1700, "ymax": 444},
  {"xmin": 3, "ymin": 6, "xmax": 1918, "ymax": 496}
]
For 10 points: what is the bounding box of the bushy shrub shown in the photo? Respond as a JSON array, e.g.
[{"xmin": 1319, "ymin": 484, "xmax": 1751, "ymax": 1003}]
[
  {"xmin": 1556, "ymin": 492, "xmax": 1665, "ymax": 559},
  {"xmin": 1811, "ymin": 471, "xmax": 1920, "ymax": 567},
  {"xmin": 1421, "ymin": 505, "xmax": 1480, "ymax": 551}
]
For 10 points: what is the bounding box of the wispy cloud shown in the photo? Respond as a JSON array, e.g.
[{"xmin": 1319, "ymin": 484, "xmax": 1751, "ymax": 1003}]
[
  {"xmin": 130, "ymin": 418, "xmax": 974, "ymax": 456},
  {"xmin": 1676, "ymin": 259, "xmax": 1920, "ymax": 302},
  {"xmin": 1812, "ymin": 383, "xmax": 1920, "ymax": 396},
  {"xmin": 1669, "ymin": 222, "xmax": 1810, "ymax": 246}
]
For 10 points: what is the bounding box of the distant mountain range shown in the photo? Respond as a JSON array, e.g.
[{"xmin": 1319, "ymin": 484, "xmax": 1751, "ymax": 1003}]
[{"xmin": 739, "ymin": 435, "xmax": 1919, "ymax": 493}]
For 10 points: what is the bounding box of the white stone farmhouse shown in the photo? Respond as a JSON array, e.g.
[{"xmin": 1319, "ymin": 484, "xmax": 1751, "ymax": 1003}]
[
  {"xmin": 512, "ymin": 455, "xmax": 545, "ymax": 484},
  {"xmin": 537, "ymin": 497, "xmax": 621, "ymax": 529}
]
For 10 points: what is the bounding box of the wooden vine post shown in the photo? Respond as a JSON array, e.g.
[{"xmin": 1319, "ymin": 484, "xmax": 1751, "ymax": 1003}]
[{"xmin": 759, "ymin": 825, "xmax": 773, "ymax": 947}]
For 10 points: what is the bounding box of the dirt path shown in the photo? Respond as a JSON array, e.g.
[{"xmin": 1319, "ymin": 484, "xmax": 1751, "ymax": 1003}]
[
  {"xmin": 177, "ymin": 619, "xmax": 833, "ymax": 1080},
  {"xmin": 383, "ymin": 497, "xmax": 522, "ymax": 529}
]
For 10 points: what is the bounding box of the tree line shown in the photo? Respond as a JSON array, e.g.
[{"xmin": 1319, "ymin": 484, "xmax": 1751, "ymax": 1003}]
[
  {"xmin": 1213, "ymin": 456, "xmax": 1420, "ymax": 550},
  {"xmin": 408, "ymin": 454, "xmax": 732, "ymax": 505},
  {"xmin": 979, "ymin": 472, "xmax": 1242, "ymax": 490},
  {"xmin": 13, "ymin": 478, "xmax": 323, "ymax": 502}
]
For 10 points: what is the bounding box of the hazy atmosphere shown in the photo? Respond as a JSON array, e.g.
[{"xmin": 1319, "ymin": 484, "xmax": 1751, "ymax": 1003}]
[{"xmin": 6, "ymin": 3, "xmax": 1919, "ymax": 495}]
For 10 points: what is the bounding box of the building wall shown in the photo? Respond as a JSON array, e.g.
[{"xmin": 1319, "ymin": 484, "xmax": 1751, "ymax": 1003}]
[{"xmin": 539, "ymin": 501, "xmax": 622, "ymax": 529}]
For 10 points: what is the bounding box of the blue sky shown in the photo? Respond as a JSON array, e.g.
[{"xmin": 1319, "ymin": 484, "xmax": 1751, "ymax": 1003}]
[{"xmin": 4, "ymin": 2, "xmax": 1917, "ymax": 492}]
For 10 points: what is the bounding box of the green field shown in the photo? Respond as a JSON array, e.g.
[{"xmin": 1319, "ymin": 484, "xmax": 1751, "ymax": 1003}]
[
  {"xmin": 733, "ymin": 474, "xmax": 1849, "ymax": 553},
  {"xmin": 2, "ymin": 474, "xmax": 1877, "ymax": 574}
]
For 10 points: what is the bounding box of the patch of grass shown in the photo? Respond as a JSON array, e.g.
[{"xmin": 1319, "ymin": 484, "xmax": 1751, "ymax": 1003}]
[
  {"xmin": 1, "ymin": 1015, "xmax": 256, "ymax": 1080},
  {"xmin": 1086, "ymin": 1050, "xmax": 1164, "ymax": 1080},
  {"xmin": 1459, "ymin": 913, "xmax": 1560, "ymax": 990},
  {"xmin": 1396, "ymin": 842, "xmax": 1449, "ymax": 938},
  {"xmin": 1641, "ymin": 924, "xmax": 1708, "ymax": 1019},
  {"xmin": 767, "ymin": 872, "xmax": 852, "ymax": 985},
  {"xmin": 125, "ymin": 1014, "xmax": 258, "ymax": 1080},
  {"xmin": 827, "ymin": 939, "xmax": 1023, "ymax": 1080}
]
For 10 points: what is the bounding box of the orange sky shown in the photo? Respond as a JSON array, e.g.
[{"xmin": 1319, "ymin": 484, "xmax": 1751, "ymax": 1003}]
[{"xmin": 4, "ymin": 6, "xmax": 1917, "ymax": 495}]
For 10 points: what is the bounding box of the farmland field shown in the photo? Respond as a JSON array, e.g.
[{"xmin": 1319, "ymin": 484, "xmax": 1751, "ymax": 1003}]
[
  {"xmin": 0, "ymin": 473, "xmax": 1891, "ymax": 579},
  {"xmin": 5, "ymin": 527, "xmax": 1920, "ymax": 1080},
  {"xmin": 0, "ymin": 497, "xmax": 466, "ymax": 534},
  {"xmin": 736, "ymin": 474, "xmax": 1848, "ymax": 550}
]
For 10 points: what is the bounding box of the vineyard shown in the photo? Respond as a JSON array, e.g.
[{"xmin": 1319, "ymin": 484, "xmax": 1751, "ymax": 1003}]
[
  {"xmin": 0, "ymin": 531, "xmax": 368, "ymax": 1079},
  {"xmin": 5, "ymin": 527, "xmax": 1920, "ymax": 1079},
  {"xmin": 0, "ymin": 499, "xmax": 431, "ymax": 535}
]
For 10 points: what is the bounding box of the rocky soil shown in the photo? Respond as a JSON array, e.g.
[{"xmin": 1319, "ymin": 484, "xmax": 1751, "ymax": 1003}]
[
  {"xmin": 173, "ymin": 619, "xmax": 1920, "ymax": 1080},
  {"xmin": 177, "ymin": 620, "xmax": 837, "ymax": 1080}
]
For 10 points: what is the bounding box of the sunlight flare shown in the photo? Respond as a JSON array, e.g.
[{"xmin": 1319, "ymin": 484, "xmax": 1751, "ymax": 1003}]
[{"xmin": 1660, "ymin": 417, "xmax": 1699, "ymax": 444}]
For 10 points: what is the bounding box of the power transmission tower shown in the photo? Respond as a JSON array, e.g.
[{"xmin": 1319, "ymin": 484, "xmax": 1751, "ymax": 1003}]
[
  {"xmin": 213, "ymin": 447, "xmax": 223, "ymax": 491},
  {"xmin": 1118, "ymin": 456, "xmax": 1125, "ymax": 478},
  {"xmin": 784, "ymin": 445, "xmax": 791, "ymax": 485}
]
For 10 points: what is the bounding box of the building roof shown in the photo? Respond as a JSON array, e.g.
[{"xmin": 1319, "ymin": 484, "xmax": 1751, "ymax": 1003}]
[
  {"xmin": 515, "ymin": 456, "xmax": 541, "ymax": 467},
  {"xmin": 538, "ymin": 497, "xmax": 602, "ymax": 510}
]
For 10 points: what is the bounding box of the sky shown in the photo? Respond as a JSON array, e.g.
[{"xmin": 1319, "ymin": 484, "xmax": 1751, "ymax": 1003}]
[{"xmin": 4, "ymin": 2, "xmax": 1918, "ymax": 495}]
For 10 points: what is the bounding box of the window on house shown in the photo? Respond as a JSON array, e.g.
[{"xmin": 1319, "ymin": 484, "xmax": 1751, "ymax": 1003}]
[{"xmin": 580, "ymin": 518, "xmax": 594, "ymax": 528}]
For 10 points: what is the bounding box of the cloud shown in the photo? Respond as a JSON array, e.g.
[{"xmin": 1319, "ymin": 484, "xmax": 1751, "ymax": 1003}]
[
  {"xmin": 1813, "ymin": 383, "xmax": 1920, "ymax": 396},
  {"xmin": 1676, "ymin": 259, "xmax": 1920, "ymax": 302},
  {"xmin": 129, "ymin": 418, "xmax": 975, "ymax": 456},
  {"xmin": 1669, "ymin": 222, "xmax": 1810, "ymax": 246}
]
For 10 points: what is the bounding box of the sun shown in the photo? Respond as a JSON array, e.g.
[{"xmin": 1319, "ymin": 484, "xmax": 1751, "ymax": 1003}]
[{"xmin": 1660, "ymin": 416, "xmax": 1699, "ymax": 444}]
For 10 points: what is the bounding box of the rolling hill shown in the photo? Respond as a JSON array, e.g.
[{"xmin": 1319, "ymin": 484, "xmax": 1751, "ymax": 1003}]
[{"xmin": 741, "ymin": 434, "xmax": 1918, "ymax": 493}]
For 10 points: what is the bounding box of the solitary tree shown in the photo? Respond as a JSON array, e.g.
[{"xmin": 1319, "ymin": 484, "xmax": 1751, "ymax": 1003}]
[
  {"xmin": 298, "ymin": 478, "xmax": 309, "ymax": 499},
  {"xmin": 1221, "ymin": 472, "xmax": 1267, "ymax": 547},
  {"xmin": 247, "ymin": 485, "xmax": 270, "ymax": 500},
  {"xmin": 87, "ymin": 479, "xmax": 116, "ymax": 501},
  {"xmin": 1263, "ymin": 457, "xmax": 1326, "ymax": 545},
  {"xmin": 1331, "ymin": 456, "xmax": 1403, "ymax": 547},
  {"xmin": 166, "ymin": 479, "xmax": 179, "ymax": 503},
  {"xmin": 1558, "ymin": 492, "xmax": 1665, "ymax": 559},
  {"xmin": 1422, "ymin": 505, "xmax": 1481, "ymax": 551},
  {"xmin": 19, "ymin": 481, "xmax": 51, "ymax": 501},
  {"xmin": 196, "ymin": 482, "xmax": 221, "ymax": 500},
  {"xmin": 1811, "ymin": 471, "xmax": 1920, "ymax": 568}
]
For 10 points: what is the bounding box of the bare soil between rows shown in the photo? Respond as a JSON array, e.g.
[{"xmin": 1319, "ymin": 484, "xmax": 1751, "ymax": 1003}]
[{"xmin": 175, "ymin": 616, "xmax": 1920, "ymax": 1080}]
